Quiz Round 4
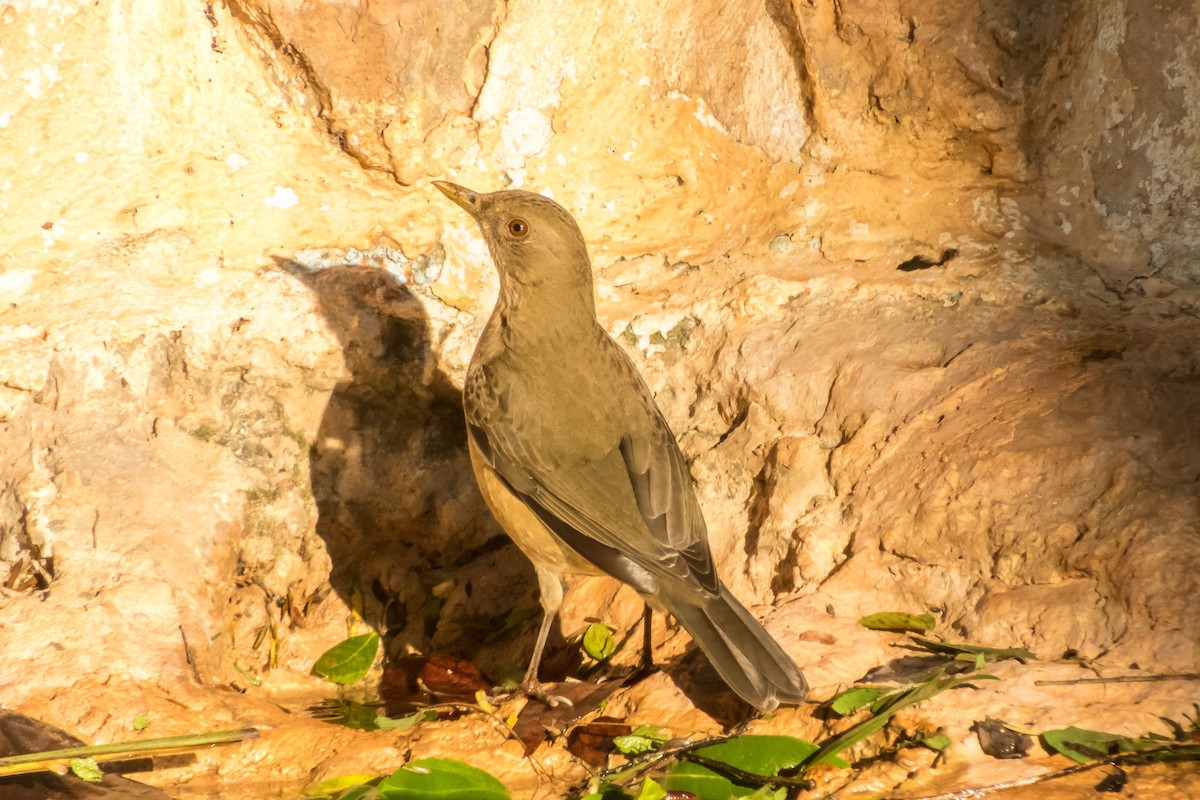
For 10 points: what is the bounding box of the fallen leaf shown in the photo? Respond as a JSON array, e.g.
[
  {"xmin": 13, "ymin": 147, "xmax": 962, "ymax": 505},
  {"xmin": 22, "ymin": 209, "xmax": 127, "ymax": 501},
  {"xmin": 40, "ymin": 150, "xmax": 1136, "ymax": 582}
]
[{"xmin": 566, "ymin": 717, "xmax": 632, "ymax": 767}]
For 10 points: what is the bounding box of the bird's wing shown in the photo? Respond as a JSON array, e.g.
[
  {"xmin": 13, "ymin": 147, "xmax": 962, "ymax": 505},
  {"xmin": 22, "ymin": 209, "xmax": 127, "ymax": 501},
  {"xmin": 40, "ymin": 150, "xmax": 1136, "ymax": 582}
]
[{"xmin": 468, "ymin": 394, "xmax": 719, "ymax": 597}]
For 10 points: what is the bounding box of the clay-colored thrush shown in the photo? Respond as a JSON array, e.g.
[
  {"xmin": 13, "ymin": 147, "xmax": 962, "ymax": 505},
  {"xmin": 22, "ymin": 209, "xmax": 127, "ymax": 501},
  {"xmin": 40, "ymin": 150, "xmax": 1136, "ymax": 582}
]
[{"xmin": 433, "ymin": 181, "xmax": 808, "ymax": 711}]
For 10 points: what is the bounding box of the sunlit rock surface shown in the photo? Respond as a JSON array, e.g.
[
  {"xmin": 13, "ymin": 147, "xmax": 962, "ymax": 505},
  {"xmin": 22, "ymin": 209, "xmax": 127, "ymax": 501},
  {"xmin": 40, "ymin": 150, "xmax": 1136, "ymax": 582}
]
[{"xmin": 1, "ymin": 1, "xmax": 1196, "ymax": 797}]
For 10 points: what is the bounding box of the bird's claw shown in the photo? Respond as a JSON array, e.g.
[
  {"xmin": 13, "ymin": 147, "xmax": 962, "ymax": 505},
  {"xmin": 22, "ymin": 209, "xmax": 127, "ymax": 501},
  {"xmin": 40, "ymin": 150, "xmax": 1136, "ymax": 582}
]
[
  {"xmin": 520, "ymin": 679, "xmax": 574, "ymax": 708},
  {"xmin": 486, "ymin": 682, "xmax": 574, "ymax": 709}
]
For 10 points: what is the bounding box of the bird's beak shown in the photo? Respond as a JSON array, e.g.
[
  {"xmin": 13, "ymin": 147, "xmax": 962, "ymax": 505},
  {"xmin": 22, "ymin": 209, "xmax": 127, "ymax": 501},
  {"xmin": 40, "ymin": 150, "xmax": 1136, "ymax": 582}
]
[{"xmin": 433, "ymin": 181, "xmax": 482, "ymax": 218}]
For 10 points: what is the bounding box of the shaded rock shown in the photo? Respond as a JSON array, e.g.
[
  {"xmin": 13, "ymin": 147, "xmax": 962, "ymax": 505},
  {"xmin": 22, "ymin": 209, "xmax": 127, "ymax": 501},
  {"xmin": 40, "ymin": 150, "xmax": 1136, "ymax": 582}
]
[
  {"xmin": 1, "ymin": 0, "xmax": 1199, "ymax": 796},
  {"xmin": 972, "ymin": 717, "xmax": 1033, "ymax": 760},
  {"xmin": 0, "ymin": 712, "xmax": 169, "ymax": 799}
]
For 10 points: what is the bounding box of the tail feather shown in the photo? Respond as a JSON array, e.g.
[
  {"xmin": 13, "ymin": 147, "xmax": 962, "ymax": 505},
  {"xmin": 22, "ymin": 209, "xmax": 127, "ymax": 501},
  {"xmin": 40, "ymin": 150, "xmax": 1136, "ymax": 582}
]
[{"xmin": 662, "ymin": 584, "xmax": 808, "ymax": 711}]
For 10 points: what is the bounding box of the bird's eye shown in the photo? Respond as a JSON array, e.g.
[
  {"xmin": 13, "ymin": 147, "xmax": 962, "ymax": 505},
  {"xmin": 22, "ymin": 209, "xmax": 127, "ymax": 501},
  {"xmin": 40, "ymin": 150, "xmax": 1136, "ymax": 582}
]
[{"xmin": 507, "ymin": 218, "xmax": 529, "ymax": 238}]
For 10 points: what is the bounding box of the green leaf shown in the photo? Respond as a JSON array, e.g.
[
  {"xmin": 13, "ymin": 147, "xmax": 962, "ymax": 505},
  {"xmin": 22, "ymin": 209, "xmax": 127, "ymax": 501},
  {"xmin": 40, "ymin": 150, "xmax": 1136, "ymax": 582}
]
[
  {"xmin": 132, "ymin": 714, "xmax": 149, "ymax": 731},
  {"xmin": 859, "ymin": 612, "xmax": 936, "ymax": 633},
  {"xmin": 909, "ymin": 636, "xmax": 1035, "ymax": 662},
  {"xmin": 69, "ymin": 757, "xmax": 103, "ymax": 782},
  {"xmin": 582, "ymin": 623, "xmax": 616, "ymax": 661},
  {"xmin": 869, "ymin": 690, "xmax": 903, "ymax": 714},
  {"xmin": 1116, "ymin": 743, "xmax": 1200, "ymax": 765},
  {"xmin": 830, "ymin": 687, "xmax": 884, "ymax": 715},
  {"xmin": 304, "ymin": 774, "xmax": 378, "ymax": 799},
  {"xmin": 662, "ymin": 761, "xmax": 736, "ymax": 799},
  {"xmin": 313, "ymin": 632, "xmax": 380, "ymax": 685},
  {"xmin": 375, "ymin": 708, "xmax": 437, "ymax": 731},
  {"xmin": 377, "ymin": 758, "xmax": 511, "ymax": 800},
  {"xmin": 633, "ymin": 777, "xmax": 667, "ymax": 800},
  {"xmin": 799, "ymin": 670, "xmax": 990, "ymax": 772},
  {"xmin": 335, "ymin": 787, "xmax": 380, "ymax": 800},
  {"xmin": 921, "ymin": 734, "xmax": 951, "ymax": 751},
  {"xmin": 233, "ymin": 661, "xmax": 263, "ymax": 687},
  {"xmin": 1042, "ymin": 726, "xmax": 1126, "ymax": 763},
  {"xmin": 613, "ymin": 725, "xmax": 669, "ymax": 755},
  {"xmin": 664, "ymin": 734, "xmax": 831, "ymax": 798},
  {"xmin": 694, "ymin": 735, "xmax": 820, "ymax": 776}
]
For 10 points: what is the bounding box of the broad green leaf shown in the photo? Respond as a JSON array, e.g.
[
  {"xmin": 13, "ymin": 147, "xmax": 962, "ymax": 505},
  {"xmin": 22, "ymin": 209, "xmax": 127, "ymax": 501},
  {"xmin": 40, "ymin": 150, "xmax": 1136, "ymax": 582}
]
[
  {"xmin": 69, "ymin": 757, "xmax": 103, "ymax": 782},
  {"xmin": 633, "ymin": 777, "xmax": 667, "ymax": 800},
  {"xmin": 335, "ymin": 787, "xmax": 380, "ymax": 800},
  {"xmin": 694, "ymin": 735, "xmax": 820, "ymax": 775},
  {"xmin": 377, "ymin": 758, "xmax": 511, "ymax": 800},
  {"xmin": 613, "ymin": 725, "xmax": 669, "ymax": 755},
  {"xmin": 375, "ymin": 709, "xmax": 437, "ymax": 731},
  {"xmin": 921, "ymin": 734, "xmax": 951, "ymax": 750},
  {"xmin": 830, "ymin": 687, "xmax": 884, "ymax": 715},
  {"xmin": 664, "ymin": 761, "xmax": 789, "ymax": 800},
  {"xmin": 1042, "ymin": 726, "xmax": 1126, "ymax": 763},
  {"xmin": 909, "ymin": 636, "xmax": 1035, "ymax": 662},
  {"xmin": 132, "ymin": 714, "xmax": 149, "ymax": 731},
  {"xmin": 663, "ymin": 734, "xmax": 829, "ymax": 798},
  {"xmin": 858, "ymin": 612, "xmax": 936, "ymax": 633},
  {"xmin": 313, "ymin": 632, "xmax": 380, "ymax": 685},
  {"xmin": 662, "ymin": 761, "xmax": 737, "ymax": 799},
  {"xmin": 583, "ymin": 623, "xmax": 616, "ymax": 661}
]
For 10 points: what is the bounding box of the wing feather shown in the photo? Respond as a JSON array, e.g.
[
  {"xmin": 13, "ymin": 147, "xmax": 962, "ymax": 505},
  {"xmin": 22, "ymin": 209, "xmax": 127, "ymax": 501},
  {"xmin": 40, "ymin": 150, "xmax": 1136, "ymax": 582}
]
[{"xmin": 471, "ymin": 397, "xmax": 718, "ymax": 596}]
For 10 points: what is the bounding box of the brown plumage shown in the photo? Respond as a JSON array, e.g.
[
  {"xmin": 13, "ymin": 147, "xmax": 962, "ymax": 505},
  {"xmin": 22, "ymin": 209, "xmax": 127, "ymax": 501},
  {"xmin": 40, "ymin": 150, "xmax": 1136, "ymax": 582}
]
[{"xmin": 434, "ymin": 181, "xmax": 808, "ymax": 711}]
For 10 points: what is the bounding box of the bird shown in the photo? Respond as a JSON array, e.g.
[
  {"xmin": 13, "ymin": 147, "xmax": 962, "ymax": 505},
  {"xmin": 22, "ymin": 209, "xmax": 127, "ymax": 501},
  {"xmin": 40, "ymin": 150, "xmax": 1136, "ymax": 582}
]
[{"xmin": 433, "ymin": 180, "xmax": 808, "ymax": 711}]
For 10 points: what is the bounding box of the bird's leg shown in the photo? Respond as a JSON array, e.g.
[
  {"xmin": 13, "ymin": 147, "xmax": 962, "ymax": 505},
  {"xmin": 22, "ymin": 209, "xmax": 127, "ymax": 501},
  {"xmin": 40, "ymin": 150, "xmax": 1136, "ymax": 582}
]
[
  {"xmin": 515, "ymin": 567, "xmax": 573, "ymax": 708},
  {"xmin": 519, "ymin": 610, "xmax": 557, "ymax": 692},
  {"xmin": 629, "ymin": 605, "xmax": 656, "ymax": 680},
  {"xmin": 641, "ymin": 606, "xmax": 654, "ymax": 669}
]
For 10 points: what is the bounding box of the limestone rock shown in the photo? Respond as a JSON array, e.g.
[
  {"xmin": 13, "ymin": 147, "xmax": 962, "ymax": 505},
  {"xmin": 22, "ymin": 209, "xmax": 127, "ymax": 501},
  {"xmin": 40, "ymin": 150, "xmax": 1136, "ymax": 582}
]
[{"xmin": 1, "ymin": 0, "xmax": 1198, "ymax": 797}]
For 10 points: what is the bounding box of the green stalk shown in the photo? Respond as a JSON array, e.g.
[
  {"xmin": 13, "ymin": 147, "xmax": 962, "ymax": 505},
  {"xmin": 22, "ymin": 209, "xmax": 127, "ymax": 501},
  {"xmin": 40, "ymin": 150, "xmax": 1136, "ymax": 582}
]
[{"xmin": 0, "ymin": 727, "xmax": 259, "ymax": 778}]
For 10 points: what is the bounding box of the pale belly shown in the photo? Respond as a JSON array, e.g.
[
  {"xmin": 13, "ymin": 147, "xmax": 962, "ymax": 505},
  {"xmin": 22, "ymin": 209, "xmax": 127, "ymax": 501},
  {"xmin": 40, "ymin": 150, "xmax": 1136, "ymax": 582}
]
[{"xmin": 467, "ymin": 435, "xmax": 602, "ymax": 578}]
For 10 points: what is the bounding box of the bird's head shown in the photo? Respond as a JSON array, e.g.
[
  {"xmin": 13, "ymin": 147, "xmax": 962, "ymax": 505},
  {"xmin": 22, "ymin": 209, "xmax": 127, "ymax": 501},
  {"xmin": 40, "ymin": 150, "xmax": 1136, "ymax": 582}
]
[{"xmin": 434, "ymin": 182, "xmax": 594, "ymax": 297}]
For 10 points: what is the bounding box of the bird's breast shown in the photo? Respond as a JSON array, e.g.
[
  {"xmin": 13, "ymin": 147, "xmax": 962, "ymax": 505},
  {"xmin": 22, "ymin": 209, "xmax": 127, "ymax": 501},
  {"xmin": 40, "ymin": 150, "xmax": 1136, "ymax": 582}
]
[{"xmin": 465, "ymin": 336, "xmax": 637, "ymax": 464}]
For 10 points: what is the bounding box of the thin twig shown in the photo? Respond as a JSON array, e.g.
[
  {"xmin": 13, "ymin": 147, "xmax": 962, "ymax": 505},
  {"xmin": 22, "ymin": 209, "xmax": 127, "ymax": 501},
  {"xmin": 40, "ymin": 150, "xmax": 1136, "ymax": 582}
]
[
  {"xmin": 881, "ymin": 760, "xmax": 1110, "ymax": 800},
  {"xmin": 1035, "ymin": 673, "xmax": 1200, "ymax": 686},
  {"xmin": 598, "ymin": 731, "xmax": 748, "ymax": 785},
  {"xmin": 178, "ymin": 624, "xmax": 204, "ymax": 685},
  {"xmin": 683, "ymin": 752, "xmax": 815, "ymax": 790},
  {"xmin": 880, "ymin": 744, "xmax": 1200, "ymax": 800}
]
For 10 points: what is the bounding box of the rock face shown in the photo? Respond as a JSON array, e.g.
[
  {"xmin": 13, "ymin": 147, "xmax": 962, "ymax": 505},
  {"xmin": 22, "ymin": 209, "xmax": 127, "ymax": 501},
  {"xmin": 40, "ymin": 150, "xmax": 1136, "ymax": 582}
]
[{"xmin": 1, "ymin": 0, "xmax": 1197, "ymax": 796}]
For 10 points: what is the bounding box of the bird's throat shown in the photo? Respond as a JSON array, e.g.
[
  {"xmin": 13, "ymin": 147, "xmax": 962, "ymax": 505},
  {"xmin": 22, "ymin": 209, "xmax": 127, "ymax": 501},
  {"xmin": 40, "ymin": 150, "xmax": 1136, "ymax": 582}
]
[
  {"xmin": 491, "ymin": 305, "xmax": 593, "ymax": 362},
  {"xmin": 495, "ymin": 276, "xmax": 597, "ymax": 347}
]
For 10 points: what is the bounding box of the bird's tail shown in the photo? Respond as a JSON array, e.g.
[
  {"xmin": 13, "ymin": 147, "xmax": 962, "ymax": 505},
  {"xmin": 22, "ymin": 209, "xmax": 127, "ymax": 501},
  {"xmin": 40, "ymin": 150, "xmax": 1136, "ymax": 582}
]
[{"xmin": 662, "ymin": 584, "xmax": 808, "ymax": 711}]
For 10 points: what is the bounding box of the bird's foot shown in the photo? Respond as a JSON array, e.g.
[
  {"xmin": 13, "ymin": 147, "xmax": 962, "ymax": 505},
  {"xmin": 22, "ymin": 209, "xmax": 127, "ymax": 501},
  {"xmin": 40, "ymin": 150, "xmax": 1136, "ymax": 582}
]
[
  {"xmin": 520, "ymin": 678, "xmax": 574, "ymax": 708},
  {"xmin": 486, "ymin": 681, "xmax": 574, "ymax": 709}
]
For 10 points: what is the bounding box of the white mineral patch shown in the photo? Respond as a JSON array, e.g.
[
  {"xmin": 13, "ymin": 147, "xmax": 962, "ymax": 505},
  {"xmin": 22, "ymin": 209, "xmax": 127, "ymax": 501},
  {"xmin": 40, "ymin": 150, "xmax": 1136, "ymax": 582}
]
[{"xmin": 264, "ymin": 186, "xmax": 298, "ymax": 209}]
